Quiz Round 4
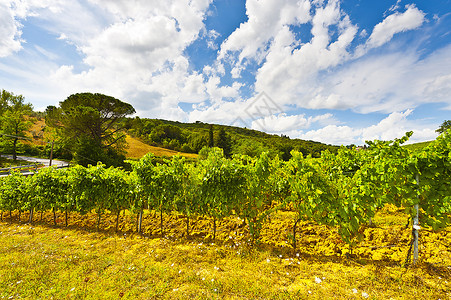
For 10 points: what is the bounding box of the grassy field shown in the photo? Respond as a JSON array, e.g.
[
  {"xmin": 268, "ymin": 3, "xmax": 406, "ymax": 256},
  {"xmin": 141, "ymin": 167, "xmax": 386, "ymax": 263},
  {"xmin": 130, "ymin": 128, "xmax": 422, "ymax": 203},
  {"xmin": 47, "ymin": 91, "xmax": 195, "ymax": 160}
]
[
  {"xmin": 124, "ymin": 135, "xmax": 197, "ymax": 159},
  {"xmin": 0, "ymin": 206, "xmax": 449, "ymax": 299},
  {"xmin": 403, "ymin": 141, "xmax": 433, "ymax": 152}
]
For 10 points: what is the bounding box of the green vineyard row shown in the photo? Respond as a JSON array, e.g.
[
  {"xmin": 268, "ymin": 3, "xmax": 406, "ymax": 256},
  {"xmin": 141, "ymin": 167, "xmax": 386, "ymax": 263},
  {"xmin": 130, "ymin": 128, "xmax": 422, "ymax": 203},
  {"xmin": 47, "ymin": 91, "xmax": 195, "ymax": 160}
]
[{"xmin": 0, "ymin": 131, "xmax": 450, "ymax": 254}]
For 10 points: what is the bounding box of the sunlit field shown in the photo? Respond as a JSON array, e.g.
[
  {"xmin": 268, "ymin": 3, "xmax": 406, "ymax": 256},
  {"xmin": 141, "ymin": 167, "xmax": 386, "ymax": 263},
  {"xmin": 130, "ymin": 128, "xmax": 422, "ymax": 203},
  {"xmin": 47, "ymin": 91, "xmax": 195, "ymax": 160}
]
[
  {"xmin": 125, "ymin": 135, "xmax": 198, "ymax": 159},
  {"xmin": 1, "ymin": 205, "xmax": 449, "ymax": 299}
]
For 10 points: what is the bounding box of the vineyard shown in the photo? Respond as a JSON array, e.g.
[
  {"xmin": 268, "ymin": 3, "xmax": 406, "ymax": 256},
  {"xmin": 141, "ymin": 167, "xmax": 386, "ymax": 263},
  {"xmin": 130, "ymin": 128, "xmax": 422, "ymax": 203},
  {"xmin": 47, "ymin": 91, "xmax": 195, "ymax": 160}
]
[{"xmin": 0, "ymin": 131, "xmax": 450, "ymax": 264}]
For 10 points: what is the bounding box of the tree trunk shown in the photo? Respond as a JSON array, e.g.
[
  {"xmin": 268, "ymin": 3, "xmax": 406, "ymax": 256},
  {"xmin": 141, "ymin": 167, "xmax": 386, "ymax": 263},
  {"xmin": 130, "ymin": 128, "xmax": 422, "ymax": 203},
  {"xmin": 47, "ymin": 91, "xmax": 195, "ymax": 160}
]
[
  {"xmin": 136, "ymin": 212, "xmax": 139, "ymax": 232},
  {"xmin": 18, "ymin": 210, "xmax": 21, "ymax": 222},
  {"xmin": 0, "ymin": 211, "xmax": 2, "ymax": 222},
  {"xmin": 213, "ymin": 217, "xmax": 216, "ymax": 240},
  {"xmin": 13, "ymin": 138, "xmax": 18, "ymax": 161},
  {"xmin": 40, "ymin": 211, "xmax": 43, "ymax": 222},
  {"xmin": 186, "ymin": 215, "xmax": 189, "ymax": 237},
  {"xmin": 160, "ymin": 210, "xmax": 164, "ymax": 236},
  {"xmin": 49, "ymin": 141, "xmax": 54, "ymax": 166},
  {"xmin": 65, "ymin": 209, "xmax": 68, "ymax": 227},
  {"xmin": 292, "ymin": 218, "xmax": 301, "ymax": 250},
  {"xmin": 138, "ymin": 209, "xmax": 143, "ymax": 234},
  {"xmin": 53, "ymin": 208, "xmax": 57, "ymax": 225},
  {"xmin": 97, "ymin": 210, "xmax": 101, "ymax": 230},
  {"xmin": 28, "ymin": 208, "xmax": 33, "ymax": 224}
]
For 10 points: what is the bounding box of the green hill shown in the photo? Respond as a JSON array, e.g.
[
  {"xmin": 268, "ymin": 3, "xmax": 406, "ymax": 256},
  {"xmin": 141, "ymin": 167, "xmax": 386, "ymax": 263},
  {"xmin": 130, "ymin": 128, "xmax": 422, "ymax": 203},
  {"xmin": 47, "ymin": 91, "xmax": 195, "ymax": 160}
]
[
  {"xmin": 403, "ymin": 141, "xmax": 433, "ymax": 152},
  {"xmin": 124, "ymin": 117, "xmax": 338, "ymax": 160}
]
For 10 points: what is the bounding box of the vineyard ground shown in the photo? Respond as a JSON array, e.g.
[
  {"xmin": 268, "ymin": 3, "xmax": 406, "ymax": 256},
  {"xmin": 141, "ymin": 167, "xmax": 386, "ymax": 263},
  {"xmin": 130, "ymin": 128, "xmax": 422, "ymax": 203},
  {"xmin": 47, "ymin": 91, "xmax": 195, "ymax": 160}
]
[{"xmin": 0, "ymin": 205, "xmax": 450, "ymax": 299}]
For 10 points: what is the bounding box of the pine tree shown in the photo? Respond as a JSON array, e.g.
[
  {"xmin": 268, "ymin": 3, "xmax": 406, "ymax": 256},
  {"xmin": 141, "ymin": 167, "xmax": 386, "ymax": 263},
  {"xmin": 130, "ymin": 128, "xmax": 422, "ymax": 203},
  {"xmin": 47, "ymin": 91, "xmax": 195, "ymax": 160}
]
[
  {"xmin": 208, "ymin": 124, "xmax": 214, "ymax": 147},
  {"xmin": 216, "ymin": 128, "xmax": 232, "ymax": 157}
]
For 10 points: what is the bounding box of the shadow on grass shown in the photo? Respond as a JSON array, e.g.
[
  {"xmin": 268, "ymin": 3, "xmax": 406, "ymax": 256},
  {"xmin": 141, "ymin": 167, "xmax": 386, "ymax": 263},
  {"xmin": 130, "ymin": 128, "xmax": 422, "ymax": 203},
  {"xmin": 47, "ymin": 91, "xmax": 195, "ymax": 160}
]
[{"xmin": 1, "ymin": 209, "xmax": 450, "ymax": 280}]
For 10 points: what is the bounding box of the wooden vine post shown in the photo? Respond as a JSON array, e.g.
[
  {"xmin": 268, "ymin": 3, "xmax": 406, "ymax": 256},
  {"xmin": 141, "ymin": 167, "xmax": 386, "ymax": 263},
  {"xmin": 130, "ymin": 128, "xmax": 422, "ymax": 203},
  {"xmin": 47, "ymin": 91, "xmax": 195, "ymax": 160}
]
[{"xmin": 412, "ymin": 174, "xmax": 420, "ymax": 264}]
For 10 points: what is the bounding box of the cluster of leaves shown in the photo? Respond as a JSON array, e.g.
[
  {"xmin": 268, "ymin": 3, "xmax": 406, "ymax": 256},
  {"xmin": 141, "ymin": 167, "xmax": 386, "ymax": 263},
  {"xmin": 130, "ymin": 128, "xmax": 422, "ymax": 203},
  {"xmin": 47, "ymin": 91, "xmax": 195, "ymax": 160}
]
[{"xmin": 0, "ymin": 132, "xmax": 450, "ymax": 254}]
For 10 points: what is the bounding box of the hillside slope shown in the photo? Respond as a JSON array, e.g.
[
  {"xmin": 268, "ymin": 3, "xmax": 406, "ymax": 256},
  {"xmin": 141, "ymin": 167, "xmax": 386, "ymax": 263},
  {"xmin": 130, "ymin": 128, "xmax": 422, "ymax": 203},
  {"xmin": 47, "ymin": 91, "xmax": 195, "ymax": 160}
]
[
  {"xmin": 20, "ymin": 117, "xmax": 197, "ymax": 160},
  {"xmin": 125, "ymin": 117, "xmax": 339, "ymax": 159},
  {"xmin": 125, "ymin": 135, "xmax": 197, "ymax": 159}
]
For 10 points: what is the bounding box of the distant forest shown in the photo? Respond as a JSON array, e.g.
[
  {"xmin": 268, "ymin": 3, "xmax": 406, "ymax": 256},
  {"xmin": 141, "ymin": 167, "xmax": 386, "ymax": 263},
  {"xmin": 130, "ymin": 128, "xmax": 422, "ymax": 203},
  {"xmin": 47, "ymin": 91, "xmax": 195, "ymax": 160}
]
[{"xmin": 123, "ymin": 117, "xmax": 339, "ymax": 160}]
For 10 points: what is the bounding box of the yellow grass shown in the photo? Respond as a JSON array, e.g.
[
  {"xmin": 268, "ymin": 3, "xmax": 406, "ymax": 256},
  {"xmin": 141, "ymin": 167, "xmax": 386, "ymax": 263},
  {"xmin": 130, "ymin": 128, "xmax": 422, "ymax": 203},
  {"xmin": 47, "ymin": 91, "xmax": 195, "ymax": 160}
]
[
  {"xmin": 0, "ymin": 206, "xmax": 449, "ymax": 299},
  {"xmin": 125, "ymin": 135, "xmax": 198, "ymax": 159}
]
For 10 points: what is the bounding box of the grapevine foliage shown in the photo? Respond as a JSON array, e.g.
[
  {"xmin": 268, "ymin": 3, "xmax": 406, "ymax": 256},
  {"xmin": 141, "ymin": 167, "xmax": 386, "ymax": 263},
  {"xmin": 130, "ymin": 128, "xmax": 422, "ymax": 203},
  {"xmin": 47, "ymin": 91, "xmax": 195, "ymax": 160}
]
[{"xmin": 0, "ymin": 133, "xmax": 449, "ymax": 254}]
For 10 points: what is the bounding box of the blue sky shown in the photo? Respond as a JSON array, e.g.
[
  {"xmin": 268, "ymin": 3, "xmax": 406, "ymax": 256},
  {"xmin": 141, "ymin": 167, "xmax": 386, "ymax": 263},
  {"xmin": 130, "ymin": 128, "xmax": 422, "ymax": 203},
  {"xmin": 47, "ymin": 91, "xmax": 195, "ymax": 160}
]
[{"xmin": 1, "ymin": 0, "xmax": 450, "ymax": 145}]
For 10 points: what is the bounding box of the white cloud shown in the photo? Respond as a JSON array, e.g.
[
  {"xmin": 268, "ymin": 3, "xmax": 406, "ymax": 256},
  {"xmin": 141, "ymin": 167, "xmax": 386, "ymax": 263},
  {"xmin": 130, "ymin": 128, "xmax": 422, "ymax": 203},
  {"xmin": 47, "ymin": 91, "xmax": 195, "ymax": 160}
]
[
  {"xmin": 297, "ymin": 110, "xmax": 439, "ymax": 145},
  {"xmin": 46, "ymin": 0, "xmax": 215, "ymax": 117},
  {"xmin": 218, "ymin": 0, "xmax": 311, "ymax": 63},
  {"xmin": 253, "ymin": 0, "xmax": 358, "ymax": 107},
  {"xmin": 306, "ymin": 44, "xmax": 451, "ymax": 113},
  {"xmin": 215, "ymin": 0, "xmax": 448, "ymax": 118},
  {"xmin": 366, "ymin": 4, "xmax": 425, "ymax": 50},
  {"xmin": 250, "ymin": 112, "xmax": 333, "ymax": 133},
  {"xmin": 298, "ymin": 124, "xmax": 357, "ymax": 145},
  {"xmin": 2, "ymin": 0, "xmax": 220, "ymax": 118},
  {"xmin": 206, "ymin": 29, "xmax": 220, "ymax": 50},
  {"xmin": 188, "ymin": 100, "xmax": 246, "ymax": 124},
  {"xmin": 10, "ymin": 0, "xmax": 103, "ymax": 45},
  {"xmin": 387, "ymin": 0, "xmax": 402, "ymax": 15},
  {"xmin": 0, "ymin": 2, "xmax": 23, "ymax": 57}
]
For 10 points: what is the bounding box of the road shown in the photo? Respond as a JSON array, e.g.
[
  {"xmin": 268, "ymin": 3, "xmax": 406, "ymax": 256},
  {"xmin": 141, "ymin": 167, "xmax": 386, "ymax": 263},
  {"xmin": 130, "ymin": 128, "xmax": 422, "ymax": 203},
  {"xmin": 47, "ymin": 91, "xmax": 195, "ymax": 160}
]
[{"xmin": 0, "ymin": 155, "xmax": 70, "ymax": 168}]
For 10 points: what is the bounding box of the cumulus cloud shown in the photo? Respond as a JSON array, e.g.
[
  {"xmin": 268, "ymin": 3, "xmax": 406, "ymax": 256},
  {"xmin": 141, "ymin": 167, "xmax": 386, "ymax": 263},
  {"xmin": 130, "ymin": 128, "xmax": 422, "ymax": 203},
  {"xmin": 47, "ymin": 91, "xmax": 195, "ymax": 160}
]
[
  {"xmin": 253, "ymin": 0, "xmax": 358, "ymax": 107},
  {"xmin": 48, "ymin": 0, "xmax": 214, "ymax": 117},
  {"xmin": 250, "ymin": 112, "xmax": 333, "ymax": 133},
  {"xmin": 218, "ymin": 0, "xmax": 311, "ymax": 62},
  {"xmin": 306, "ymin": 44, "xmax": 451, "ymax": 113},
  {"xmin": 188, "ymin": 100, "xmax": 246, "ymax": 124},
  {"xmin": 297, "ymin": 110, "xmax": 439, "ymax": 145},
  {"xmin": 0, "ymin": 2, "xmax": 23, "ymax": 57},
  {"xmin": 365, "ymin": 4, "xmax": 425, "ymax": 50},
  {"xmin": 217, "ymin": 0, "xmax": 446, "ymax": 118}
]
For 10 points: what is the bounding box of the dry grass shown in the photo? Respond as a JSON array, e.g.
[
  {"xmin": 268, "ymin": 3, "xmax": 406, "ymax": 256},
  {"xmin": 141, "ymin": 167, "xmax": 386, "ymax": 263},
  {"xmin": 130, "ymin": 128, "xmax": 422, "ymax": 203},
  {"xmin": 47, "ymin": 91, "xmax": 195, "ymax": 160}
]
[
  {"xmin": 125, "ymin": 135, "xmax": 198, "ymax": 159},
  {"xmin": 0, "ymin": 206, "xmax": 449, "ymax": 299}
]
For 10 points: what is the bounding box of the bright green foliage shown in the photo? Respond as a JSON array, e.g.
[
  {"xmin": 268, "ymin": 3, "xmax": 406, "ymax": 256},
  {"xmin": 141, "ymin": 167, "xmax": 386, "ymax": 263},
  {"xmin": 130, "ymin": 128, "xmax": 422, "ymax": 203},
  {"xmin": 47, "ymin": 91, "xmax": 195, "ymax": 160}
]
[
  {"xmin": 128, "ymin": 153, "xmax": 155, "ymax": 212},
  {"xmin": 0, "ymin": 171, "xmax": 29, "ymax": 214},
  {"xmin": 198, "ymin": 148, "xmax": 246, "ymax": 238},
  {"xmin": 171, "ymin": 156, "xmax": 199, "ymax": 216},
  {"xmin": 287, "ymin": 151, "xmax": 362, "ymax": 244},
  {"xmin": 130, "ymin": 153, "xmax": 183, "ymax": 233},
  {"xmin": 0, "ymin": 90, "xmax": 33, "ymax": 160},
  {"xmin": 416, "ymin": 132, "xmax": 451, "ymax": 229},
  {"xmin": 125, "ymin": 117, "xmax": 338, "ymax": 158},
  {"xmin": 236, "ymin": 152, "xmax": 281, "ymax": 241},
  {"xmin": 31, "ymin": 166, "xmax": 69, "ymax": 216}
]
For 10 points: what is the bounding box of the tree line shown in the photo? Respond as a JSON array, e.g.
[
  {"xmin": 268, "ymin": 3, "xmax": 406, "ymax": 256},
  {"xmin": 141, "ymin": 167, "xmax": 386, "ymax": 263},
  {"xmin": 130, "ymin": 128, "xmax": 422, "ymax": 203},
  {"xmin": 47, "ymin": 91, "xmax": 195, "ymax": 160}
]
[
  {"xmin": 1, "ymin": 89, "xmax": 339, "ymax": 167},
  {"xmin": 124, "ymin": 117, "xmax": 339, "ymax": 160}
]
